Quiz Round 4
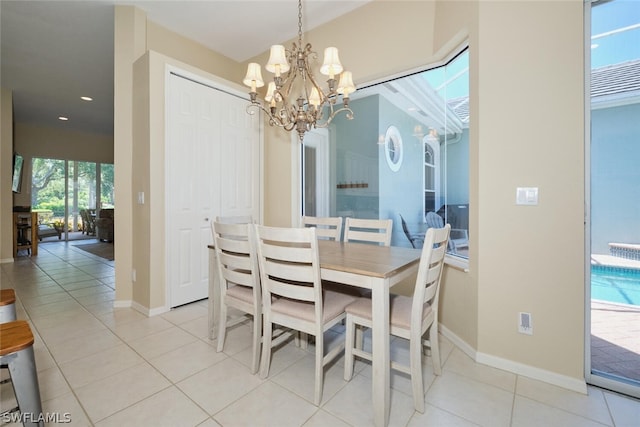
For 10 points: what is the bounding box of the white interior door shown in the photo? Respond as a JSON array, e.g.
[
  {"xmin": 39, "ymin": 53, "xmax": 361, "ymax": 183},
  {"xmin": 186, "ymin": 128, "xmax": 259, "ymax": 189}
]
[
  {"xmin": 166, "ymin": 73, "xmax": 220, "ymax": 307},
  {"xmin": 218, "ymin": 94, "xmax": 260, "ymax": 219},
  {"xmin": 166, "ymin": 71, "xmax": 260, "ymax": 308}
]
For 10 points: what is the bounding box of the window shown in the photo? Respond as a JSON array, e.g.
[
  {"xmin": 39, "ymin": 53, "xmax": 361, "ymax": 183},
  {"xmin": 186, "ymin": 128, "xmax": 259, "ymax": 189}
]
[{"xmin": 302, "ymin": 47, "xmax": 469, "ymax": 258}]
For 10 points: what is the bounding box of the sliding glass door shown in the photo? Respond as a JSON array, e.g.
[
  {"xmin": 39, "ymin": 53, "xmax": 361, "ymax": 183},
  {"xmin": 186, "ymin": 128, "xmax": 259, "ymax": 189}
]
[
  {"xmin": 587, "ymin": 0, "xmax": 640, "ymax": 398},
  {"xmin": 32, "ymin": 157, "xmax": 114, "ymax": 242}
]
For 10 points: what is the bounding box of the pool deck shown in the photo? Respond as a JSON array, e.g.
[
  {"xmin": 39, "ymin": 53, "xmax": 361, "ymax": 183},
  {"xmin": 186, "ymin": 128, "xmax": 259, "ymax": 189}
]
[{"xmin": 590, "ymin": 254, "xmax": 640, "ymax": 383}]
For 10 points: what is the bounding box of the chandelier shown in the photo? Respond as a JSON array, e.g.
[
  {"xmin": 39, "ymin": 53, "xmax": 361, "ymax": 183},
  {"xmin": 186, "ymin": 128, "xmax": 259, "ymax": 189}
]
[{"xmin": 243, "ymin": 0, "xmax": 355, "ymax": 142}]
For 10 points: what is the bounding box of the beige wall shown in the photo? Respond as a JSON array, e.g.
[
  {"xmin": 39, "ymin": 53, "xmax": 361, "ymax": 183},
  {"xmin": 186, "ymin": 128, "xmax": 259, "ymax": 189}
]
[
  {"xmin": 0, "ymin": 88, "xmax": 13, "ymax": 262},
  {"xmin": 475, "ymin": 0, "xmax": 585, "ymax": 384},
  {"xmin": 113, "ymin": 0, "xmax": 586, "ymax": 390},
  {"xmin": 113, "ymin": 5, "xmax": 146, "ymax": 306}
]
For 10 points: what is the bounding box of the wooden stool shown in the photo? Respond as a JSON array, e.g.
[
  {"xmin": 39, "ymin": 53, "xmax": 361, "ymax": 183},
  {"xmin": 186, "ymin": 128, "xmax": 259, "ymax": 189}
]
[
  {"xmin": 0, "ymin": 321, "xmax": 43, "ymax": 426},
  {"xmin": 0, "ymin": 289, "xmax": 17, "ymax": 323}
]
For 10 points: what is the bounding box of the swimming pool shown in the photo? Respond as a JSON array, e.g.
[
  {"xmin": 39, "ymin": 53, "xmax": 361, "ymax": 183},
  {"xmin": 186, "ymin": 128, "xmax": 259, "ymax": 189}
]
[{"xmin": 591, "ymin": 265, "xmax": 640, "ymax": 306}]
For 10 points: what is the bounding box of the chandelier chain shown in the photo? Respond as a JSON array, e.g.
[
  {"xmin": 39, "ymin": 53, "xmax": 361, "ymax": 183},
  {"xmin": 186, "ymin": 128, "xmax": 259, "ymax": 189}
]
[{"xmin": 298, "ymin": 0, "xmax": 303, "ymax": 47}]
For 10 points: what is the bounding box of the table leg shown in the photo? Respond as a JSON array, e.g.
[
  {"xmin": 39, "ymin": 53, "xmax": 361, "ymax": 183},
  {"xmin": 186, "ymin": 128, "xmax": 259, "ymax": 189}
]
[{"xmin": 371, "ymin": 277, "xmax": 391, "ymax": 427}]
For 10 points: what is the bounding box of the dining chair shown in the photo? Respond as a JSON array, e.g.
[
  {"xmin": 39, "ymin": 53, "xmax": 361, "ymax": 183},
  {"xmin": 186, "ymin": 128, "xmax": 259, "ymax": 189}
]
[
  {"xmin": 254, "ymin": 224, "xmax": 357, "ymax": 405},
  {"xmin": 211, "ymin": 220, "xmax": 262, "ymax": 374},
  {"xmin": 215, "ymin": 215, "xmax": 253, "ymax": 224},
  {"xmin": 301, "ymin": 216, "xmax": 343, "ymax": 241},
  {"xmin": 343, "ymin": 224, "xmax": 450, "ymax": 413},
  {"xmin": 343, "ymin": 217, "xmax": 393, "ymax": 246}
]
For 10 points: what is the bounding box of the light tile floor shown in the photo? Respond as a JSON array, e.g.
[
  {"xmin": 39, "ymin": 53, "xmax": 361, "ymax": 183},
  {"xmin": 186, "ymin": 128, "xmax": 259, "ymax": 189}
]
[{"xmin": 1, "ymin": 242, "xmax": 639, "ymax": 426}]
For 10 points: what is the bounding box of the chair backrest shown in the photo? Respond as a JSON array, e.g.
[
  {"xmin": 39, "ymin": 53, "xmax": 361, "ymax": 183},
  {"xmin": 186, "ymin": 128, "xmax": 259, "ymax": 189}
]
[
  {"xmin": 301, "ymin": 216, "xmax": 343, "ymax": 241},
  {"xmin": 254, "ymin": 225, "xmax": 322, "ymax": 319},
  {"xmin": 399, "ymin": 214, "xmax": 416, "ymax": 248},
  {"xmin": 212, "ymin": 221, "xmax": 261, "ymax": 303},
  {"xmin": 215, "ymin": 215, "xmax": 253, "ymax": 224},
  {"xmin": 343, "ymin": 217, "xmax": 393, "ymax": 246},
  {"xmin": 425, "ymin": 211, "xmax": 444, "ymax": 229},
  {"xmin": 411, "ymin": 224, "xmax": 450, "ymax": 330}
]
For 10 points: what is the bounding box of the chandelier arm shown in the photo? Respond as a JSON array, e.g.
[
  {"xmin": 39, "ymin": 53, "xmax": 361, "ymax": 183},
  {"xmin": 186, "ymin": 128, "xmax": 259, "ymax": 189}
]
[
  {"xmin": 313, "ymin": 105, "xmax": 355, "ymax": 129},
  {"xmin": 247, "ymin": 102, "xmax": 297, "ymax": 131}
]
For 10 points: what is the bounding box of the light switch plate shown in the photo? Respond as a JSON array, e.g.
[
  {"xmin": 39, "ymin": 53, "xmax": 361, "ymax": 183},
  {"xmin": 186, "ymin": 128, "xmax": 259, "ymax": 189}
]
[
  {"xmin": 137, "ymin": 191, "xmax": 145, "ymax": 205},
  {"xmin": 516, "ymin": 187, "xmax": 538, "ymax": 205}
]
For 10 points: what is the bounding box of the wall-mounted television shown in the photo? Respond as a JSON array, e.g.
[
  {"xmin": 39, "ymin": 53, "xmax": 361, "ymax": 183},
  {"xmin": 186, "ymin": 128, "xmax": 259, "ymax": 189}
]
[{"xmin": 12, "ymin": 153, "xmax": 24, "ymax": 193}]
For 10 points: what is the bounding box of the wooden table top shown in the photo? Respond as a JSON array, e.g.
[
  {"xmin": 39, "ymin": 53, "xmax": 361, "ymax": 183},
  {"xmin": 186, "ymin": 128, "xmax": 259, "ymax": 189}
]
[
  {"xmin": 209, "ymin": 237, "xmax": 422, "ymax": 279},
  {"xmin": 318, "ymin": 240, "xmax": 421, "ymax": 279}
]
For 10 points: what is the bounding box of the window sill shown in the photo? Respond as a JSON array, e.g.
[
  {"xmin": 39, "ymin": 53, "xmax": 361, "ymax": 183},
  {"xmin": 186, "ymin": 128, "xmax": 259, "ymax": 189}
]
[{"xmin": 445, "ymin": 254, "xmax": 469, "ymax": 272}]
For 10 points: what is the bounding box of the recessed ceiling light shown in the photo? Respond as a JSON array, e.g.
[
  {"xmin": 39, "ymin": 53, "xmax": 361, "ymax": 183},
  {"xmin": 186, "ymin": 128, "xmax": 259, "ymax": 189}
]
[
  {"xmin": 81, "ymin": 96, "xmax": 93, "ymax": 101},
  {"xmin": 58, "ymin": 116, "xmax": 69, "ymax": 121}
]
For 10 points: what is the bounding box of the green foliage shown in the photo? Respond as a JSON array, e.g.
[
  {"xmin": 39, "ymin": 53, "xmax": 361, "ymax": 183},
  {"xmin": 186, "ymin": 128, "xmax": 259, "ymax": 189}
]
[{"xmin": 30, "ymin": 158, "xmax": 115, "ymax": 214}]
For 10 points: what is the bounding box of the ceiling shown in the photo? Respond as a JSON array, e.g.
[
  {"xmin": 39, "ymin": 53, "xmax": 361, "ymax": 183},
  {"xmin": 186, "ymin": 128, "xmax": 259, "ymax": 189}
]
[{"xmin": 0, "ymin": 0, "xmax": 370, "ymax": 136}]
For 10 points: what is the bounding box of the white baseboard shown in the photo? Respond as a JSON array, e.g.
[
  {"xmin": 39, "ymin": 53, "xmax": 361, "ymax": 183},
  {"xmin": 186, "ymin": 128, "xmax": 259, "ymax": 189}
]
[
  {"xmin": 439, "ymin": 323, "xmax": 587, "ymax": 395},
  {"xmin": 440, "ymin": 323, "xmax": 477, "ymax": 360},
  {"xmin": 114, "ymin": 300, "xmax": 169, "ymax": 317},
  {"xmin": 476, "ymin": 352, "xmax": 588, "ymax": 394},
  {"xmin": 0, "ymin": 258, "xmax": 15, "ymax": 264},
  {"xmin": 130, "ymin": 301, "xmax": 169, "ymax": 317}
]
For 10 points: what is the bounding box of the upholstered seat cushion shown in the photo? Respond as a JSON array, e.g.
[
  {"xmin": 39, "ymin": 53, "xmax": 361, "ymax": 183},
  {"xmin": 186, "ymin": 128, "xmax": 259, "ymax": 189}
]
[
  {"xmin": 225, "ymin": 284, "xmax": 254, "ymax": 304},
  {"xmin": 345, "ymin": 295, "xmax": 432, "ymax": 329},
  {"xmin": 271, "ymin": 290, "xmax": 356, "ymax": 322}
]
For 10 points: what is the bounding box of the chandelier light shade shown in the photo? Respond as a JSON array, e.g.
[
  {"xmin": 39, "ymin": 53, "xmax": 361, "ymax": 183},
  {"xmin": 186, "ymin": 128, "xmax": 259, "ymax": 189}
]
[{"xmin": 243, "ymin": 0, "xmax": 355, "ymax": 142}]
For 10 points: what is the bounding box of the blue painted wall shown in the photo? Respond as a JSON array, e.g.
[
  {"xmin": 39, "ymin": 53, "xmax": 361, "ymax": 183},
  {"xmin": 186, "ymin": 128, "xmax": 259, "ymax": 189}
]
[{"xmin": 591, "ymin": 102, "xmax": 640, "ymax": 254}]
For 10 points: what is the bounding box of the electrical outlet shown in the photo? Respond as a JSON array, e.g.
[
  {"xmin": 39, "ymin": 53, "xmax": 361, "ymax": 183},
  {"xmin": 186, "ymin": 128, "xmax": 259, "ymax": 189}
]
[
  {"xmin": 132, "ymin": 269, "xmax": 137, "ymax": 282},
  {"xmin": 518, "ymin": 312, "xmax": 533, "ymax": 335}
]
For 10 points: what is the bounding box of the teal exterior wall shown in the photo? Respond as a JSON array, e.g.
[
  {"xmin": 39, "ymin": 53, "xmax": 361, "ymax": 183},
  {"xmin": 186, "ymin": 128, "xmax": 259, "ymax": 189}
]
[{"xmin": 591, "ymin": 102, "xmax": 640, "ymax": 254}]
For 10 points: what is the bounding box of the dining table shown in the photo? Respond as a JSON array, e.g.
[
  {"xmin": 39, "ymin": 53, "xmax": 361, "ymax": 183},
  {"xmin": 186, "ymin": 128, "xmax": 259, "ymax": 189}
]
[{"xmin": 208, "ymin": 239, "xmax": 422, "ymax": 427}]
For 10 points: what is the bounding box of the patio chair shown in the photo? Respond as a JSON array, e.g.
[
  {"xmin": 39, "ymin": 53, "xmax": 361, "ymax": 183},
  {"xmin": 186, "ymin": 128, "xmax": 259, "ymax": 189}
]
[
  {"xmin": 426, "ymin": 211, "xmax": 468, "ymax": 254},
  {"xmin": 399, "ymin": 214, "xmax": 424, "ymax": 249},
  {"xmin": 80, "ymin": 209, "xmax": 96, "ymax": 236}
]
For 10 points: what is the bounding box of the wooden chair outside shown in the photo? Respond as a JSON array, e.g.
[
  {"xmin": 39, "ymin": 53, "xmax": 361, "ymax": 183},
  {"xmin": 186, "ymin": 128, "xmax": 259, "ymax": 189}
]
[
  {"xmin": 211, "ymin": 220, "xmax": 262, "ymax": 373},
  {"xmin": 301, "ymin": 216, "xmax": 343, "ymax": 241},
  {"xmin": 343, "ymin": 217, "xmax": 393, "ymax": 246},
  {"xmin": 343, "ymin": 224, "xmax": 450, "ymax": 413},
  {"xmin": 254, "ymin": 225, "xmax": 357, "ymax": 405}
]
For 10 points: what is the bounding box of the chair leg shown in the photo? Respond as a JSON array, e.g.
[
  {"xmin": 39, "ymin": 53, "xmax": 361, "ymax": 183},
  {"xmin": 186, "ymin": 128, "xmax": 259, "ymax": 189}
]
[
  {"xmin": 429, "ymin": 324, "xmax": 442, "ymax": 375},
  {"xmin": 216, "ymin": 303, "xmax": 227, "ymax": 353},
  {"xmin": 409, "ymin": 330, "xmax": 425, "ymax": 413},
  {"xmin": 6, "ymin": 347, "xmax": 43, "ymax": 427},
  {"xmin": 344, "ymin": 315, "xmax": 355, "ymax": 381},
  {"xmin": 250, "ymin": 311, "xmax": 261, "ymax": 374},
  {"xmin": 259, "ymin": 318, "xmax": 272, "ymax": 379},
  {"xmin": 355, "ymin": 325, "xmax": 364, "ymax": 350},
  {"xmin": 314, "ymin": 331, "xmax": 323, "ymax": 406}
]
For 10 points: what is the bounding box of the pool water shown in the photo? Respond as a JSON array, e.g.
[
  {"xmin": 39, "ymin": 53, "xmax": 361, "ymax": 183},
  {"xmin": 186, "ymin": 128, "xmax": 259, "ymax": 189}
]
[{"xmin": 591, "ymin": 265, "xmax": 640, "ymax": 306}]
